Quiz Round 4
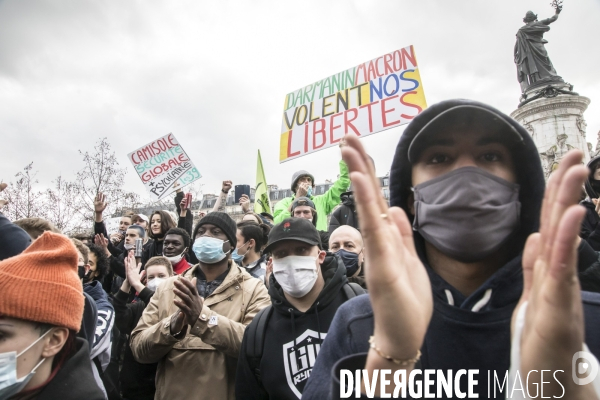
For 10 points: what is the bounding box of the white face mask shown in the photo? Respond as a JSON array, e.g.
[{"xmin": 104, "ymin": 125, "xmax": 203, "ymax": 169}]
[
  {"xmin": 124, "ymin": 243, "xmax": 134, "ymax": 251},
  {"xmin": 272, "ymin": 256, "xmax": 318, "ymax": 298},
  {"xmin": 147, "ymin": 277, "xmax": 167, "ymax": 292},
  {"xmin": 0, "ymin": 329, "xmax": 50, "ymax": 398},
  {"xmin": 164, "ymin": 251, "xmax": 186, "ymax": 265}
]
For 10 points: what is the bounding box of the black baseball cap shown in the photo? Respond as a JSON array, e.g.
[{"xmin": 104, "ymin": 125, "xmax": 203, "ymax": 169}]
[
  {"xmin": 290, "ymin": 197, "xmax": 316, "ymax": 211},
  {"xmin": 263, "ymin": 218, "xmax": 322, "ymax": 254},
  {"xmin": 407, "ymin": 105, "xmax": 525, "ymax": 164}
]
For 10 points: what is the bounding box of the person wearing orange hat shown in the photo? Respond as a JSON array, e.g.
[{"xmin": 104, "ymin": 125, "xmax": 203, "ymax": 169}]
[{"xmin": 0, "ymin": 231, "xmax": 105, "ymax": 400}]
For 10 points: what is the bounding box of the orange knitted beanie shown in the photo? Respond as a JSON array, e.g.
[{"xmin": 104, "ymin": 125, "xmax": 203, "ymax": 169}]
[{"xmin": 0, "ymin": 231, "xmax": 84, "ymax": 331}]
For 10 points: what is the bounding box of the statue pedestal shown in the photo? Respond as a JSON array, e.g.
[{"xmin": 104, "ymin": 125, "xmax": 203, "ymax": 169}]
[{"xmin": 510, "ymin": 94, "xmax": 591, "ymax": 178}]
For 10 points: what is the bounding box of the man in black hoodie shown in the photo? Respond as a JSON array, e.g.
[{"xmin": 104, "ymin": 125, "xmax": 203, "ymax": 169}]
[
  {"xmin": 235, "ymin": 217, "xmax": 364, "ymax": 399},
  {"xmin": 327, "ymin": 191, "xmax": 358, "ymax": 234},
  {"xmin": 302, "ymin": 99, "xmax": 600, "ymax": 399}
]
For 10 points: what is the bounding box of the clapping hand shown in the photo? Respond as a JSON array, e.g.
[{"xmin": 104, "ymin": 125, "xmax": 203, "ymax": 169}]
[
  {"xmin": 94, "ymin": 233, "xmax": 111, "ymax": 257},
  {"xmin": 124, "ymin": 250, "xmax": 145, "ymax": 292},
  {"xmin": 170, "ymin": 277, "xmax": 204, "ymax": 336},
  {"xmin": 515, "ymin": 150, "xmax": 598, "ymax": 399},
  {"xmin": 341, "ymin": 134, "xmax": 433, "ymax": 393}
]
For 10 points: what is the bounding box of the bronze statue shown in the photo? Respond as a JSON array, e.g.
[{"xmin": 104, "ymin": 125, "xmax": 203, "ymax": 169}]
[{"xmin": 514, "ymin": 3, "xmax": 564, "ymax": 93}]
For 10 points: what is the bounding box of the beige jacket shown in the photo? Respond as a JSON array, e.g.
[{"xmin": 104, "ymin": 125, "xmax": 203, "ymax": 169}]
[{"xmin": 130, "ymin": 262, "xmax": 271, "ymax": 400}]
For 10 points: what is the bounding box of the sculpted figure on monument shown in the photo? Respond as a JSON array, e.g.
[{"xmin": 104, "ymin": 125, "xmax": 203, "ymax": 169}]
[
  {"xmin": 540, "ymin": 133, "xmax": 574, "ymax": 177},
  {"xmin": 514, "ymin": 4, "xmax": 564, "ymax": 93}
]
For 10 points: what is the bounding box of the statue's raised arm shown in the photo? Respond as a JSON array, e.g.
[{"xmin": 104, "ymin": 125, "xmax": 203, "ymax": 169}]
[{"xmin": 514, "ymin": 4, "xmax": 564, "ymax": 94}]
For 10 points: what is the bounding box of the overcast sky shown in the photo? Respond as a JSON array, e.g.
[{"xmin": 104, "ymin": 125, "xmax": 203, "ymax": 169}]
[{"xmin": 1, "ymin": 0, "xmax": 599, "ymax": 202}]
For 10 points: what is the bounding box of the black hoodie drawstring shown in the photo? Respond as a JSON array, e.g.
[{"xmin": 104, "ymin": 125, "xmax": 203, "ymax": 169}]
[
  {"xmin": 289, "ymin": 308, "xmax": 297, "ymax": 349},
  {"xmin": 314, "ymin": 302, "xmax": 322, "ymax": 341}
]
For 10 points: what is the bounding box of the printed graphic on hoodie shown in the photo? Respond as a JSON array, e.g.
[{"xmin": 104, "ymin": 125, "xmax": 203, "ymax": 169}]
[{"xmin": 283, "ymin": 329, "xmax": 327, "ymax": 398}]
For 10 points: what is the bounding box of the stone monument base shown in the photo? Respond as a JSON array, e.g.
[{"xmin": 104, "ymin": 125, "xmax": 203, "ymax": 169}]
[{"xmin": 511, "ymin": 94, "xmax": 591, "ymax": 178}]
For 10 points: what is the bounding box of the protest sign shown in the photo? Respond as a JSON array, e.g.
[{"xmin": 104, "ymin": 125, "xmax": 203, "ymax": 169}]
[
  {"xmin": 279, "ymin": 45, "xmax": 427, "ymax": 162},
  {"xmin": 128, "ymin": 133, "xmax": 201, "ymax": 201},
  {"xmin": 105, "ymin": 217, "xmax": 122, "ymax": 235}
]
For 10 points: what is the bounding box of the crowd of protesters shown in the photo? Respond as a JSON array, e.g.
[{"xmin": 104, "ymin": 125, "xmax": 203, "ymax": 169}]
[{"xmin": 2, "ymin": 98, "xmax": 600, "ymax": 400}]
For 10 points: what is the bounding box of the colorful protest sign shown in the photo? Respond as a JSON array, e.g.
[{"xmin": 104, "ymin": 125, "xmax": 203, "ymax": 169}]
[
  {"xmin": 280, "ymin": 45, "xmax": 427, "ymax": 162},
  {"xmin": 128, "ymin": 133, "xmax": 201, "ymax": 201}
]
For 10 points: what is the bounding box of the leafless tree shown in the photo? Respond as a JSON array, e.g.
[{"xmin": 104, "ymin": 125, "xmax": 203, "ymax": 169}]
[
  {"xmin": 44, "ymin": 175, "xmax": 86, "ymax": 234},
  {"xmin": 76, "ymin": 138, "xmax": 129, "ymax": 222},
  {"xmin": 2, "ymin": 162, "xmax": 44, "ymax": 221}
]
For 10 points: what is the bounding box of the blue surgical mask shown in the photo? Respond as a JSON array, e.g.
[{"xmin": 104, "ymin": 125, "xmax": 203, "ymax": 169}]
[
  {"xmin": 192, "ymin": 236, "xmax": 230, "ymax": 264},
  {"xmin": 231, "ymin": 242, "xmax": 249, "ymax": 263},
  {"xmin": 0, "ymin": 330, "xmax": 49, "ymax": 399},
  {"xmin": 336, "ymin": 249, "xmax": 362, "ymax": 277},
  {"xmin": 307, "ymin": 186, "xmax": 313, "ymax": 197}
]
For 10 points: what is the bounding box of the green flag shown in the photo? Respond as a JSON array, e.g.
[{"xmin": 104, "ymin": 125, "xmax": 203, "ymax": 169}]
[{"xmin": 254, "ymin": 150, "xmax": 272, "ymax": 215}]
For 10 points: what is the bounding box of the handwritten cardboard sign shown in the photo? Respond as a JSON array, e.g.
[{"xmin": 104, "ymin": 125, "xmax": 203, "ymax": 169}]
[
  {"xmin": 128, "ymin": 133, "xmax": 201, "ymax": 201},
  {"xmin": 280, "ymin": 45, "xmax": 427, "ymax": 162}
]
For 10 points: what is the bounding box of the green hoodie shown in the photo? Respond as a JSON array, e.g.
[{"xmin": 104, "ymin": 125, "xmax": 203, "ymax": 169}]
[{"xmin": 273, "ymin": 160, "xmax": 350, "ymax": 231}]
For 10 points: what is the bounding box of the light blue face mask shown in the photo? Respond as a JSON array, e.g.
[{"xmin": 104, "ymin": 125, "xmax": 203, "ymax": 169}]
[
  {"xmin": 0, "ymin": 329, "xmax": 49, "ymax": 399},
  {"xmin": 192, "ymin": 236, "xmax": 230, "ymax": 264},
  {"xmin": 231, "ymin": 242, "xmax": 249, "ymax": 263},
  {"xmin": 306, "ymin": 186, "xmax": 313, "ymax": 197}
]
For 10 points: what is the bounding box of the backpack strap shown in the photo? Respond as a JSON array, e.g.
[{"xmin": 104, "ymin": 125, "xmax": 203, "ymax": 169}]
[
  {"xmin": 342, "ymin": 282, "xmax": 366, "ymax": 299},
  {"xmin": 246, "ymin": 305, "xmax": 273, "ymax": 385}
]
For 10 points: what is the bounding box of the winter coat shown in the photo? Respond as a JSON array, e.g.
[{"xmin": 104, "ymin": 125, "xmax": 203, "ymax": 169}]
[
  {"xmin": 235, "ymin": 253, "xmax": 268, "ymax": 282},
  {"xmin": 22, "ymin": 338, "xmax": 105, "ymax": 400},
  {"xmin": 301, "ymin": 99, "xmax": 600, "ymax": 399},
  {"xmin": 141, "ymin": 238, "xmax": 163, "ymax": 267},
  {"xmin": 235, "ymin": 253, "xmax": 351, "ymax": 400},
  {"xmin": 84, "ymin": 280, "xmax": 115, "ymax": 372},
  {"xmin": 580, "ymin": 156, "xmax": 600, "ymax": 251},
  {"xmin": 94, "ymin": 220, "xmax": 125, "ymax": 257},
  {"xmin": 273, "ymin": 160, "xmax": 350, "ymax": 231},
  {"xmin": 327, "ymin": 191, "xmax": 359, "ymax": 234},
  {"xmin": 113, "ymin": 287, "xmax": 157, "ymax": 400},
  {"xmin": 130, "ymin": 262, "xmax": 271, "ymax": 400},
  {"xmin": 580, "ymin": 200, "xmax": 600, "ymax": 251}
]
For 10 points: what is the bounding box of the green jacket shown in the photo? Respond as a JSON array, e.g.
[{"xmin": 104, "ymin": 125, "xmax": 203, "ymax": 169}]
[{"xmin": 273, "ymin": 160, "xmax": 350, "ymax": 231}]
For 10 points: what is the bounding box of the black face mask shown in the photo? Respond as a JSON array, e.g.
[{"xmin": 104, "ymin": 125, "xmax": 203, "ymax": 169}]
[
  {"xmin": 78, "ymin": 265, "xmax": 86, "ymax": 279},
  {"xmin": 591, "ymin": 180, "xmax": 600, "ymax": 198},
  {"xmin": 83, "ymin": 270, "xmax": 94, "ymax": 283},
  {"xmin": 336, "ymin": 249, "xmax": 362, "ymax": 277}
]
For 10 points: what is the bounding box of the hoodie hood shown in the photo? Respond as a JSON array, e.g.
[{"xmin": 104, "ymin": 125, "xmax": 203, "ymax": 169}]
[
  {"xmin": 340, "ymin": 191, "xmax": 355, "ymax": 207},
  {"xmin": 84, "ymin": 280, "xmax": 112, "ymax": 311},
  {"xmin": 291, "ymin": 170, "xmax": 315, "ymax": 193},
  {"xmin": 390, "ymin": 99, "xmax": 545, "ymax": 257},
  {"xmin": 269, "ymin": 252, "xmax": 347, "ymax": 315},
  {"xmin": 584, "ymin": 155, "xmax": 600, "ymax": 199}
]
